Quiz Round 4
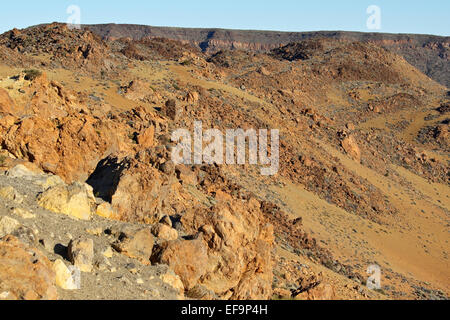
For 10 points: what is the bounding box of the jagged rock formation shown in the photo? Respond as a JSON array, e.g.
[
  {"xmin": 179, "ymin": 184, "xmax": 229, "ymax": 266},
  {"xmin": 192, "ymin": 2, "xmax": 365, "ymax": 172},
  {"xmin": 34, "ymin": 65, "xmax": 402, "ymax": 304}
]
[{"xmin": 84, "ymin": 24, "xmax": 450, "ymax": 87}]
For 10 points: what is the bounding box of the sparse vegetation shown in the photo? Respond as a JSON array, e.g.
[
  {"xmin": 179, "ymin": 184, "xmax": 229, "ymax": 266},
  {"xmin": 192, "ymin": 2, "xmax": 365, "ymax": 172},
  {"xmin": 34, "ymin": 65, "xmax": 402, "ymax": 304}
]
[
  {"xmin": 23, "ymin": 69, "xmax": 42, "ymax": 81},
  {"xmin": 180, "ymin": 59, "xmax": 193, "ymax": 66},
  {"xmin": 0, "ymin": 155, "xmax": 6, "ymax": 167}
]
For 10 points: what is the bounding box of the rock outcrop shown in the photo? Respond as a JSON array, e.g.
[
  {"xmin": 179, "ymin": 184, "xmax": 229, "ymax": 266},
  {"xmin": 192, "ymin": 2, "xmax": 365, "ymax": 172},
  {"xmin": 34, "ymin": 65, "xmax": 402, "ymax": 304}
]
[
  {"xmin": 151, "ymin": 197, "xmax": 275, "ymax": 300},
  {"xmin": 87, "ymin": 155, "xmax": 189, "ymax": 223}
]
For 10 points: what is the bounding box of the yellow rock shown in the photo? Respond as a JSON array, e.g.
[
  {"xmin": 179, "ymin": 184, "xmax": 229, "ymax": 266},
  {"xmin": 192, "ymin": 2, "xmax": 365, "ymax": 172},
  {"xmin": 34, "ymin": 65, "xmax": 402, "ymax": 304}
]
[
  {"xmin": 37, "ymin": 182, "xmax": 94, "ymax": 220},
  {"xmin": 151, "ymin": 223, "xmax": 178, "ymax": 241},
  {"xmin": 68, "ymin": 238, "xmax": 94, "ymax": 273},
  {"xmin": 160, "ymin": 270, "xmax": 185, "ymax": 295},
  {"xmin": 86, "ymin": 227, "xmax": 103, "ymax": 236},
  {"xmin": 35, "ymin": 175, "xmax": 64, "ymax": 190},
  {"xmin": 0, "ymin": 186, "xmax": 23, "ymax": 203},
  {"xmin": 53, "ymin": 259, "xmax": 79, "ymax": 290},
  {"xmin": 10, "ymin": 207, "xmax": 36, "ymax": 219},
  {"xmin": 5, "ymin": 164, "xmax": 40, "ymax": 178},
  {"xmin": 95, "ymin": 202, "xmax": 119, "ymax": 220},
  {"xmin": 0, "ymin": 216, "xmax": 20, "ymax": 237},
  {"xmin": 102, "ymin": 246, "xmax": 114, "ymax": 258}
]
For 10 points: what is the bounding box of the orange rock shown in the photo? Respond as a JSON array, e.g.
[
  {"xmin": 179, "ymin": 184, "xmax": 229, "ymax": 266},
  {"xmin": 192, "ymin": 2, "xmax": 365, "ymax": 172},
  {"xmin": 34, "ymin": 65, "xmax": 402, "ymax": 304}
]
[
  {"xmin": 180, "ymin": 199, "xmax": 274, "ymax": 300},
  {"xmin": 0, "ymin": 88, "xmax": 15, "ymax": 115},
  {"xmin": 87, "ymin": 156, "xmax": 188, "ymax": 223},
  {"xmin": 151, "ymin": 223, "xmax": 178, "ymax": 241},
  {"xmin": 175, "ymin": 164, "xmax": 197, "ymax": 186},
  {"xmin": 0, "ymin": 235, "xmax": 58, "ymax": 300},
  {"xmin": 122, "ymin": 80, "xmax": 159, "ymax": 103},
  {"xmin": 152, "ymin": 239, "xmax": 208, "ymax": 290},
  {"xmin": 113, "ymin": 228, "xmax": 154, "ymax": 265},
  {"xmin": 137, "ymin": 126, "xmax": 155, "ymax": 148},
  {"xmin": 185, "ymin": 91, "xmax": 199, "ymax": 104},
  {"xmin": 295, "ymin": 283, "xmax": 336, "ymax": 300},
  {"xmin": 341, "ymin": 135, "xmax": 361, "ymax": 162}
]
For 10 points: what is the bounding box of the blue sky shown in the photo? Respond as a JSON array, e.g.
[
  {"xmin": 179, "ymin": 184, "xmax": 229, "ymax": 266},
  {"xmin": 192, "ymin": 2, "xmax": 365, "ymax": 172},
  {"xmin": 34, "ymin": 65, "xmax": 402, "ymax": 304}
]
[{"xmin": 0, "ymin": 0, "xmax": 449, "ymax": 36}]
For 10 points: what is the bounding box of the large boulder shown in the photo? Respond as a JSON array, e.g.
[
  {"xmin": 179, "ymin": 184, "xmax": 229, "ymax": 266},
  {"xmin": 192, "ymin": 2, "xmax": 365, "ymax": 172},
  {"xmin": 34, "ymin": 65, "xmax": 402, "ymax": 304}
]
[
  {"xmin": 112, "ymin": 228, "xmax": 155, "ymax": 265},
  {"xmin": 68, "ymin": 237, "xmax": 94, "ymax": 273},
  {"xmin": 37, "ymin": 182, "xmax": 95, "ymax": 220},
  {"xmin": 53, "ymin": 259, "xmax": 79, "ymax": 290},
  {"xmin": 152, "ymin": 239, "xmax": 208, "ymax": 291},
  {"xmin": 87, "ymin": 156, "xmax": 189, "ymax": 223},
  {"xmin": 0, "ymin": 115, "xmax": 124, "ymax": 183}
]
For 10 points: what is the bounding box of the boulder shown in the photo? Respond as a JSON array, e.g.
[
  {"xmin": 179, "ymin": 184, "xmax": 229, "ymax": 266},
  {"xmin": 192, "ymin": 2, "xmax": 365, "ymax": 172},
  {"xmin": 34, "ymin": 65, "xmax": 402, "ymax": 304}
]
[
  {"xmin": 87, "ymin": 156, "xmax": 188, "ymax": 223},
  {"xmin": 151, "ymin": 239, "xmax": 208, "ymax": 290},
  {"xmin": 53, "ymin": 259, "xmax": 79, "ymax": 290},
  {"xmin": 159, "ymin": 269, "xmax": 185, "ymax": 295},
  {"xmin": 151, "ymin": 223, "xmax": 178, "ymax": 241},
  {"xmin": 341, "ymin": 135, "xmax": 361, "ymax": 162},
  {"xmin": 122, "ymin": 80, "xmax": 159, "ymax": 103},
  {"xmin": 0, "ymin": 115, "xmax": 124, "ymax": 183},
  {"xmin": 113, "ymin": 228, "xmax": 154, "ymax": 265},
  {"xmin": 6, "ymin": 164, "xmax": 64, "ymax": 190},
  {"xmin": 95, "ymin": 202, "xmax": 120, "ymax": 220},
  {"xmin": 137, "ymin": 126, "xmax": 155, "ymax": 148},
  {"xmin": 68, "ymin": 237, "xmax": 94, "ymax": 273},
  {"xmin": 180, "ymin": 198, "xmax": 274, "ymax": 300},
  {"xmin": 5, "ymin": 164, "xmax": 40, "ymax": 179},
  {"xmin": 37, "ymin": 182, "xmax": 95, "ymax": 220},
  {"xmin": 0, "ymin": 216, "xmax": 20, "ymax": 238}
]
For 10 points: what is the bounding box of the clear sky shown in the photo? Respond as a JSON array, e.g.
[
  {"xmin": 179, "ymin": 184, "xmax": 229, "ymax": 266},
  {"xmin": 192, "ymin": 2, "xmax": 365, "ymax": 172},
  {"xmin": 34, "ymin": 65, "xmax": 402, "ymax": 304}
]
[{"xmin": 1, "ymin": 0, "xmax": 449, "ymax": 36}]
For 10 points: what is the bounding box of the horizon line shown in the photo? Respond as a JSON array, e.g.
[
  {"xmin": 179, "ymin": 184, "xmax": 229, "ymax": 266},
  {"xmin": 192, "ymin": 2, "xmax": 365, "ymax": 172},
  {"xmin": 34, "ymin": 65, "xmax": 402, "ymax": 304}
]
[{"xmin": 4, "ymin": 22, "xmax": 449, "ymax": 38}]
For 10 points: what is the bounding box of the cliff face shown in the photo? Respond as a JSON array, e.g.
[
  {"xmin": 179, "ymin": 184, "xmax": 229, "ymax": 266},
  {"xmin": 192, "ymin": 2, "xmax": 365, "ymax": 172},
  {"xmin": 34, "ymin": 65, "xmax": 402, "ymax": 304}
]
[{"xmin": 85, "ymin": 24, "xmax": 450, "ymax": 87}]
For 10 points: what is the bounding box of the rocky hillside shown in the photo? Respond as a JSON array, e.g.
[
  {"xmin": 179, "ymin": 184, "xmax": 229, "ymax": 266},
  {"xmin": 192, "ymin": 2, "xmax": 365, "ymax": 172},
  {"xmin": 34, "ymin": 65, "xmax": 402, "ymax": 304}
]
[
  {"xmin": 85, "ymin": 24, "xmax": 450, "ymax": 87},
  {"xmin": 0, "ymin": 23, "xmax": 448, "ymax": 300}
]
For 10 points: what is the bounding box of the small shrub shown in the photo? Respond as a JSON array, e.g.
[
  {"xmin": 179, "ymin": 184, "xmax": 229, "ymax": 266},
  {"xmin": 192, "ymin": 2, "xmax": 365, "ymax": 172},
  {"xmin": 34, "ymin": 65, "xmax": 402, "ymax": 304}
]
[
  {"xmin": 23, "ymin": 69, "xmax": 42, "ymax": 81},
  {"xmin": 0, "ymin": 155, "xmax": 6, "ymax": 167},
  {"xmin": 180, "ymin": 59, "xmax": 193, "ymax": 66}
]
